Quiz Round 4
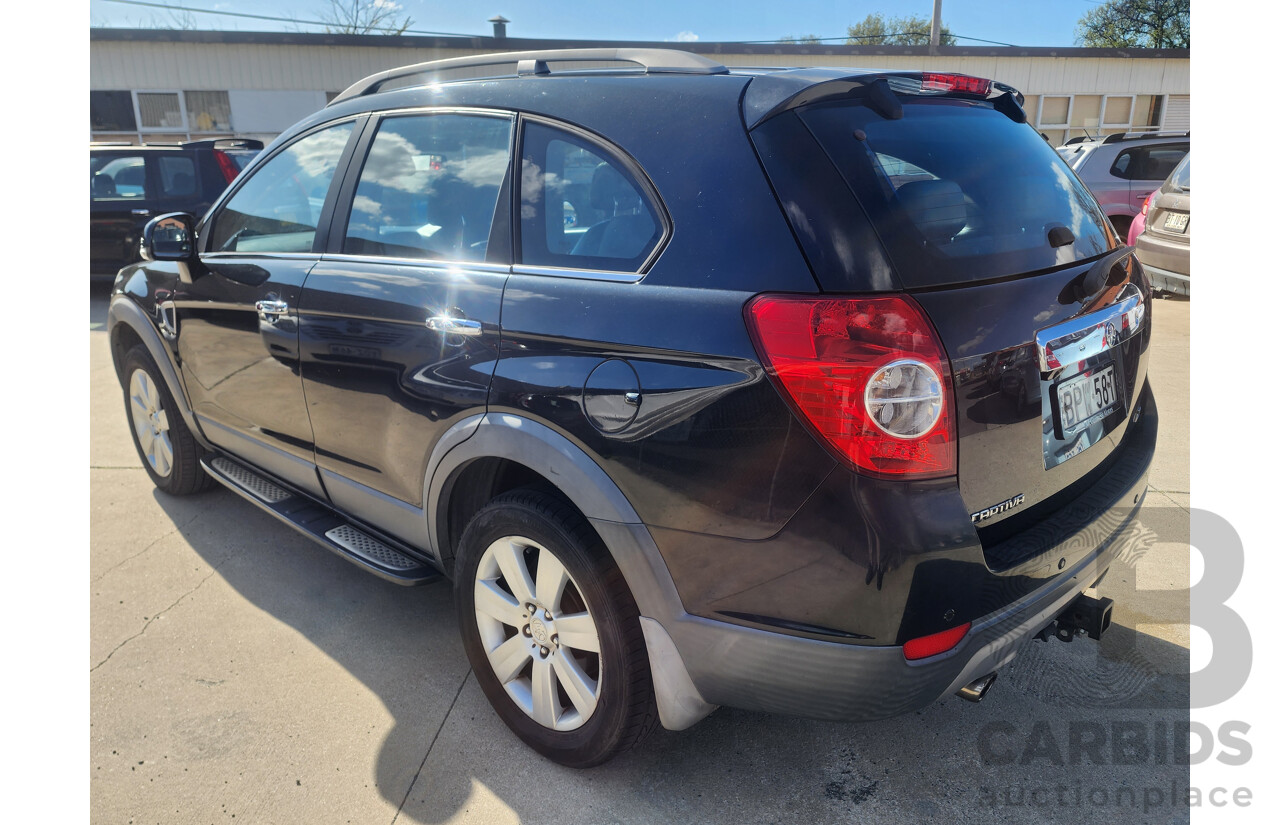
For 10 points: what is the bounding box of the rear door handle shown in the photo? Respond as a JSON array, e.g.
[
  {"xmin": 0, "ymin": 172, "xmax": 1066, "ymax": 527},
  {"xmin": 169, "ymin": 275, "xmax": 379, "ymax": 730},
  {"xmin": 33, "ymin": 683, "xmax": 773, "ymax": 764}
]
[
  {"xmin": 425, "ymin": 315, "xmax": 483, "ymax": 337},
  {"xmin": 131, "ymin": 208, "xmax": 151, "ymax": 216},
  {"xmin": 255, "ymin": 299, "xmax": 289, "ymax": 320}
]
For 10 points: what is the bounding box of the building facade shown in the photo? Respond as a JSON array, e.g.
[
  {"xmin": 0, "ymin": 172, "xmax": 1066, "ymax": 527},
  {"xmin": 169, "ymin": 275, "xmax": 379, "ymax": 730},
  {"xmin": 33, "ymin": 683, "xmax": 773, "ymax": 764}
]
[{"xmin": 90, "ymin": 29, "xmax": 1190, "ymax": 147}]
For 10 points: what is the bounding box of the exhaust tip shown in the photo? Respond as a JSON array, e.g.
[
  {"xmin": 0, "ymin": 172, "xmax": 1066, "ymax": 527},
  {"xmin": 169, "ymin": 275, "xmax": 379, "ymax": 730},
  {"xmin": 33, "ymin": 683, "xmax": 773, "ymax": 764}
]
[{"xmin": 956, "ymin": 672, "xmax": 997, "ymax": 703}]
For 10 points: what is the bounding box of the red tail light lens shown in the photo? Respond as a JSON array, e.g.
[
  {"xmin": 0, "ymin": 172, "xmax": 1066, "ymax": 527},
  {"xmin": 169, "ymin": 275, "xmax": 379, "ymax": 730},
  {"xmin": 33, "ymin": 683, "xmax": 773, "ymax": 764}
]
[
  {"xmin": 745, "ymin": 294, "xmax": 957, "ymax": 479},
  {"xmin": 213, "ymin": 149, "xmax": 240, "ymax": 184},
  {"xmin": 1141, "ymin": 192, "xmax": 1155, "ymax": 216},
  {"xmin": 903, "ymin": 622, "xmax": 971, "ymax": 660},
  {"xmin": 920, "ymin": 72, "xmax": 992, "ymax": 96}
]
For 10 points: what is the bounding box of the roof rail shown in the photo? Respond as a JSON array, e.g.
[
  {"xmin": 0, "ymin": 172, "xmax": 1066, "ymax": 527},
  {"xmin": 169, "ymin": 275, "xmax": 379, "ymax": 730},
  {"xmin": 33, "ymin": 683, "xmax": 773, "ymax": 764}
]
[
  {"xmin": 329, "ymin": 48, "xmax": 730, "ymax": 106},
  {"xmin": 1101, "ymin": 130, "xmax": 1191, "ymax": 144}
]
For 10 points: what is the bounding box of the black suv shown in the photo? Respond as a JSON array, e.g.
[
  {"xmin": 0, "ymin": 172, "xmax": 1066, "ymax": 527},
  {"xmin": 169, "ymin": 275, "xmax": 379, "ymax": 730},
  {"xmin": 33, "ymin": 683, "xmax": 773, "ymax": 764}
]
[
  {"xmin": 91, "ymin": 138, "xmax": 261, "ymax": 277},
  {"xmin": 108, "ymin": 49, "xmax": 1157, "ymax": 767}
]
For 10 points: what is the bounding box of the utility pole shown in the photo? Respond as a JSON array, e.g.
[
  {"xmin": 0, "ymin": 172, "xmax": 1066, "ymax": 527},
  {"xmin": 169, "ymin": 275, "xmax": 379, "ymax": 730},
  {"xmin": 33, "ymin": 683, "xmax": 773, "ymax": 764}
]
[{"xmin": 930, "ymin": 0, "xmax": 942, "ymax": 53}]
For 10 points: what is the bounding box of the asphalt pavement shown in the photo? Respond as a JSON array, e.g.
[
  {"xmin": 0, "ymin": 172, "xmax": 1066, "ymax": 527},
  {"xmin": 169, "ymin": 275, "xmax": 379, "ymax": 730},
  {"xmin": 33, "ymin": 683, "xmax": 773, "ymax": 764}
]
[{"xmin": 90, "ymin": 284, "xmax": 1191, "ymax": 824}]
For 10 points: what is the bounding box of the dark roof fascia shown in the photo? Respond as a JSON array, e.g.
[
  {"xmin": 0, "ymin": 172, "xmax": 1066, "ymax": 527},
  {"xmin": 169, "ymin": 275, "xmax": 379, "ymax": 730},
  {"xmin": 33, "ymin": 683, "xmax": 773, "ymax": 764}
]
[{"xmin": 88, "ymin": 28, "xmax": 1190, "ymax": 60}]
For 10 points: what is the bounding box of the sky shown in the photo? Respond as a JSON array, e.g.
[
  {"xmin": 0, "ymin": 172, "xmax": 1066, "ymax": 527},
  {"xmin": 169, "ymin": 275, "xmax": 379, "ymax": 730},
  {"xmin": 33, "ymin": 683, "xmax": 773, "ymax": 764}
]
[{"xmin": 88, "ymin": 0, "xmax": 1116, "ymax": 48}]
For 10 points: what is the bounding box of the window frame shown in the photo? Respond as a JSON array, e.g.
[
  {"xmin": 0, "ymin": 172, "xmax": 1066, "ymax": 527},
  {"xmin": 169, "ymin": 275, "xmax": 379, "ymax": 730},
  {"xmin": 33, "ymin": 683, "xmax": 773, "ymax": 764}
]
[
  {"xmin": 322, "ymin": 106, "xmax": 518, "ymax": 267},
  {"xmin": 198, "ymin": 115, "xmax": 367, "ymax": 257},
  {"xmin": 512, "ymin": 113, "xmax": 671, "ymax": 282}
]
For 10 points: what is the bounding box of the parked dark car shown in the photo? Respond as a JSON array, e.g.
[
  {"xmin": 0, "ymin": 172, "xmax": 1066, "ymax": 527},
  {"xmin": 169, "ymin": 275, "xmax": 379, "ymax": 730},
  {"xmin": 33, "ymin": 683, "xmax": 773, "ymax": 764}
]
[
  {"xmin": 90, "ymin": 138, "xmax": 261, "ymax": 278},
  {"xmin": 1135, "ymin": 153, "xmax": 1191, "ymax": 296},
  {"xmin": 108, "ymin": 50, "xmax": 1157, "ymax": 767}
]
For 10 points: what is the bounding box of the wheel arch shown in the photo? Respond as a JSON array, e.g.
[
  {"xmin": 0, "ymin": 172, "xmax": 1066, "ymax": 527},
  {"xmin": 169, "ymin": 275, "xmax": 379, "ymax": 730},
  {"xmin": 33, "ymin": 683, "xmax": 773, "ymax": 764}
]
[
  {"xmin": 424, "ymin": 412, "xmax": 716, "ymax": 731},
  {"xmin": 425, "ymin": 414, "xmax": 644, "ymax": 573},
  {"xmin": 107, "ymin": 296, "xmax": 207, "ymax": 448}
]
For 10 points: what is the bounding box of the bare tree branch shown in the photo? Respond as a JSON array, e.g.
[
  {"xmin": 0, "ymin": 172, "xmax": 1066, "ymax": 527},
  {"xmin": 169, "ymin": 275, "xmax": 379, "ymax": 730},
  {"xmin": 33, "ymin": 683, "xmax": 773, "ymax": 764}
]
[{"xmin": 321, "ymin": 0, "xmax": 415, "ymax": 36}]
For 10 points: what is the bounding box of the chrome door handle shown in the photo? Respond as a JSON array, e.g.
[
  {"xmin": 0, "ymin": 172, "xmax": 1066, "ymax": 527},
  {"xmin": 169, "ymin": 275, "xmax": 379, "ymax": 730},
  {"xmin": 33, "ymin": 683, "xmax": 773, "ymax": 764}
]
[
  {"xmin": 131, "ymin": 208, "xmax": 151, "ymax": 216},
  {"xmin": 255, "ymin": 299, "xmax": 289, "ymax": 320},
  {"xmin": 425, "ymin": 315, "xmax": 483, "ymax": 337}
]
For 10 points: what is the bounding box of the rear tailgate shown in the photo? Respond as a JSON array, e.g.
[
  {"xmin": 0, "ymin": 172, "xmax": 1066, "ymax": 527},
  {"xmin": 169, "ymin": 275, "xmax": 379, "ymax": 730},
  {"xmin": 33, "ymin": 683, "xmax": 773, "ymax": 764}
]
[
  {"xmin": 747, "ymin": 72, "xmax": 1153, "ymax": 561},
  {"xmin": 912, "ymin": 262, "xmax": 1150, "ymax": 556}
]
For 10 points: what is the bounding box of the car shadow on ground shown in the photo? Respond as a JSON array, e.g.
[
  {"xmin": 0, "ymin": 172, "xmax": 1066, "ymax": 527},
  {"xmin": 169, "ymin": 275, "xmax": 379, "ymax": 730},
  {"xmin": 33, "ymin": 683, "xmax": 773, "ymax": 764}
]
[{"xmin": 149, "ymin": 482, "xmax": 1191, "ymax": 824}]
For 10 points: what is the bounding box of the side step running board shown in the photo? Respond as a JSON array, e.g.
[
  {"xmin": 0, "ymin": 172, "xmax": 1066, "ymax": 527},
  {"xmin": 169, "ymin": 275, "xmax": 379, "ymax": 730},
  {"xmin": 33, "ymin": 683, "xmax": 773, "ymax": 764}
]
[{"xmin": 203, "ymin": 455, "xmax": 441, "ymax": 586}]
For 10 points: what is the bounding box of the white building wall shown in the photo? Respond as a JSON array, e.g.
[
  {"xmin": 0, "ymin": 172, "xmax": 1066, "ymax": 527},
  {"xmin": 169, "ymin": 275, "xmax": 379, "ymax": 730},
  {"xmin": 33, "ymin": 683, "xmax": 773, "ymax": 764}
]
[
  {"xmin": 226, "ymin": 90, "xmax": 328, "ymax": 134},
  {"xmin": 89, "ymin": 37, "xmax": 1190, "ymax": 143}
]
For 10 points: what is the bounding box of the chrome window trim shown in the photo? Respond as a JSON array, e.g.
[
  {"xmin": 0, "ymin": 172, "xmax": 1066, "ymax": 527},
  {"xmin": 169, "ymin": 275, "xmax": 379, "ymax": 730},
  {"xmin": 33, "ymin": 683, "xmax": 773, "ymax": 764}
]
[
  {"xmin": 318, "ymin": 253, "xmax": 512, "ymax": 275},
  {"xmin": 201, "ymin": 252, "xmax": 319, "ymax": 262},
  {"xmin": 517, "ymin": 112, "xmax": 671, "ymax": 278},
  {"xmin": 511, "ymin": 264, "xmax": 642, "ymax": 284},
  {"xmin": 1035, "ymin": 283, "xmax": 1145, "ymax": 371}
]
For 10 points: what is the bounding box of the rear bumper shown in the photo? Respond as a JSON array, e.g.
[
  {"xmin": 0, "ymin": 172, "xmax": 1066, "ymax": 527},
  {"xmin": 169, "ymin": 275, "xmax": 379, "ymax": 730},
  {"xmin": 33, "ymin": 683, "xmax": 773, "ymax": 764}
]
[
  {"xmin": 1135, "ymin": 233, "xmax": 1189, "ymax": 295},
  {"xmin": 1142, "ymin": 263, "xmax": 1190, "ymax": 296},
  {"xmin": 651, "ymin": 386, "xmax": 1157, "ymax": 722}
]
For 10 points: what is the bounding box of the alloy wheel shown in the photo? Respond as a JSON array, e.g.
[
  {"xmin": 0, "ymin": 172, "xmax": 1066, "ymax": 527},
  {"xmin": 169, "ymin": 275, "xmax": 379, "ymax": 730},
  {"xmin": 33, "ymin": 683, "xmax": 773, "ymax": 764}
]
[
  {"xmin": 128, "ymin": 368, "xmax": 173, "ymax": 478},
  {"xmin": 473, "ymin": 535, "xmax": 602, "ymax": 731}
]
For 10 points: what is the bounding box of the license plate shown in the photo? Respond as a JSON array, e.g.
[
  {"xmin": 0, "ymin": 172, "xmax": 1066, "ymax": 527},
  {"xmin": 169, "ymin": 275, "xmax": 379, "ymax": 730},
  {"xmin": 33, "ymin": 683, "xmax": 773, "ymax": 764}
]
[
  {"xmin": 1163, "ymin": 212, "xmax": 1189, "ymax": 233},
  {"xmin": 1057, "ymin": 364, "xmax": 1119, "ymax": 432}
]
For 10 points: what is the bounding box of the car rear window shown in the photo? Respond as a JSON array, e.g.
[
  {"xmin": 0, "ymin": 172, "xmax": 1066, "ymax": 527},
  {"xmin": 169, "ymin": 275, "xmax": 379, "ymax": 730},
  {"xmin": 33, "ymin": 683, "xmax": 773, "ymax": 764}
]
[
  {"xmin": 1167, "ymin": 154, "xmax": 1190, "ymax": 191},
  {"xmin": 798, "ymin": 98, "xmax": 1113, "ymax": 288}
]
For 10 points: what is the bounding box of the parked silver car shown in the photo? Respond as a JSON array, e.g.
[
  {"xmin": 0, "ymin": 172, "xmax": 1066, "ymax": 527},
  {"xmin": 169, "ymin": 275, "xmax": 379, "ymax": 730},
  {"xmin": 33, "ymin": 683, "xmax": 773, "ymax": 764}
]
[
  {"xmin": 1134, "ymin": 153, "xmax": 1190, "ymax": 296},
  {"xmin": 1056, "ymin": 132, "xmax": 1189, "ymax": 240}
]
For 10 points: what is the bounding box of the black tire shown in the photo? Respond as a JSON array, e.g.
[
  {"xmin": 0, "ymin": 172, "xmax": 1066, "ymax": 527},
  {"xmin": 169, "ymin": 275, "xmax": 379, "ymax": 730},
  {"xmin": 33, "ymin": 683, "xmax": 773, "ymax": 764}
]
[
  {"xmin": 121, "ymin": 344, "xmax": 214, "ymax": 495},
  {"xmin": 454, "ymin": 489, "xmax": 658, "ymax": 767},
  {"xmin": 1109, "ymin": 214, "xmax": 1133, "ymax": 240}
]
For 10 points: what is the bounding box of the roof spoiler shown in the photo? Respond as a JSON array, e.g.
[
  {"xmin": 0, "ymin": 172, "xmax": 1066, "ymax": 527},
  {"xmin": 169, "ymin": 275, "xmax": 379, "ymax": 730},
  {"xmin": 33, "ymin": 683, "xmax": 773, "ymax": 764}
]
[
  {"xmin": 182, "ymin": 138, "xmax": 265, "ymax": 150},
  {"xmin": 741, "ymin": 70, "xmax": 1025, "ymax": 129},
  {"xmin": 329, "ymin": 48, "xmax": 729, "ymax": 106}
]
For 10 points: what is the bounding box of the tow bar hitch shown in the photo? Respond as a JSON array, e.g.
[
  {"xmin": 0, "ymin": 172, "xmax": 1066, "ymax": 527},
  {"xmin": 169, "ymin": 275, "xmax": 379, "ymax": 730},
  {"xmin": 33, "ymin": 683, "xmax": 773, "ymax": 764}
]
[{"xmin": 1036, "ymin": 591, "xmax": 1114, "ymax": 643}]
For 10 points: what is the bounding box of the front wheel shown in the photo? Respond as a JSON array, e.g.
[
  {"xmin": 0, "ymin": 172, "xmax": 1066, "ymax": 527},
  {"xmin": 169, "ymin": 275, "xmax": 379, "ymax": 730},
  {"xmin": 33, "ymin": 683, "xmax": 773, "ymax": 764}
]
[
  {"xmin": 121, "ymin": 345, "xmax": 213, "ymax": 495},
  {"xmin": 454, "ymin": 489, "xmax": 657, "ymax": 767}
]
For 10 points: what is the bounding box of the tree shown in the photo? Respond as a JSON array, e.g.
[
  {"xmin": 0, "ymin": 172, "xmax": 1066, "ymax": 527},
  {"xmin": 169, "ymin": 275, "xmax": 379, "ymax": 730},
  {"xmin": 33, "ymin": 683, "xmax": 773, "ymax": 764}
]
[
  {"xmin": 845, "ymin": 12, "xmax": 956, "ymax": 46},
  {"xmin": 321, "ymin": 0, "xmax": 415, "ymax": 36},
  {"xmin": 779, "ymin": 34, "xmax": 823, "ymax": 44},
  {"xmin": 1075, "ymin": 0, "xmax": 1189, "ymax": 48}
]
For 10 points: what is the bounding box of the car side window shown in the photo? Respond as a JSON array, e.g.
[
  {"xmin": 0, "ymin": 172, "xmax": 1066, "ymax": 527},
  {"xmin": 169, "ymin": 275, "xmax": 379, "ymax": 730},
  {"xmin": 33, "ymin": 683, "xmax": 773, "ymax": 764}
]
[
  {"xmin": 342, "ymin": 113, "xmax": 513, "ymax": 261},
  {"xmin": 1137, "ymin": 144, "xmax": 1189, "ymax": 181},
  {"xmin": 90, "ymin": 155, "xmax": 148, "ymax": 200},
  {"xmin": 519, "ymin": 122, "xmax": 662, "ymax": 272},
  {"xmin": 1109, "ymin": 149, "xmax": 1138, "ymax": 180},
  {"xmin": 209, "ymin": 121, "xmax": 354, "ymax": 254},
  {"xmin": 158, "ymin": 155, "xmax": 198, "ymax": 198}
]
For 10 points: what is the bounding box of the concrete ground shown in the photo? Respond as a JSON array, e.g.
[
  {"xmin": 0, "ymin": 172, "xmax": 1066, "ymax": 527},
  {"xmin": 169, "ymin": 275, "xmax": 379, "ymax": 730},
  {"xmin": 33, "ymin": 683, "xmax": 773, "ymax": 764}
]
[{"xmin": 90, "ymin": 286, "xmax": 1191, "ymax": 824}]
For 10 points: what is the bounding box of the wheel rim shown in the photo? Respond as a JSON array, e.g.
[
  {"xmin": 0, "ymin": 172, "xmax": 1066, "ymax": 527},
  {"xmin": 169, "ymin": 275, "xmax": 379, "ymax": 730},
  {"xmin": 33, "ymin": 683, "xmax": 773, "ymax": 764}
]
[
  {"xmin": 128, "ymin": 368, "xmax": 173, "ymax": 478},
  {"xmin": 473, "ymin": 536, "xmax": 602, "ymax": 732}
]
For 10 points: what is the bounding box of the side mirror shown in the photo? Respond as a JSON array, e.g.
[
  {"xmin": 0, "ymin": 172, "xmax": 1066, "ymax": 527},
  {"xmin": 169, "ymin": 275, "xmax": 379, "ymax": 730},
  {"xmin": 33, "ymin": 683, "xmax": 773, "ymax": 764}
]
[{"xmin": 141, "ymin": 213, "xmax": 197, "ymax": 262}]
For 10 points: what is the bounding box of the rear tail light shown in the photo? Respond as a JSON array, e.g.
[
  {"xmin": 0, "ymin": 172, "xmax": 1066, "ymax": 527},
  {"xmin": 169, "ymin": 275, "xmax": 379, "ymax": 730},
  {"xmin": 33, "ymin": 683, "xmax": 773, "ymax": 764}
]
[
  {"xmin": 745, "ymin": 294, "xmax": 956, "ymax": 479},
  {"xmin": 1141, "ymin": 192, "xmax": 1155, "ymax": 217},
  {"xmin": 213, "ymin": 149, "xmax": 240, "ymax": 184},
  {"xmin": 903, "ymin": 622, "xmax": 971, "ymax": 660},
  {"xmin": 920, "ymin": 72, "xmax": 992, "ymax": 96}
]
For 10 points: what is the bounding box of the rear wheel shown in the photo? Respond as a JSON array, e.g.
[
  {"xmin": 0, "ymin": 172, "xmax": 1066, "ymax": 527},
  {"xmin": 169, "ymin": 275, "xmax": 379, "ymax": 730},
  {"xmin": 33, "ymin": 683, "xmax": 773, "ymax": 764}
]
[
  {"xmin": 1109, "ymin": 214, "xmax": 1133, "ymax": 240},
  {"xmin": 121, "ymin": 345, "xmax": 213, "ymax": 495},
  {"xmin": 454, "ymin": 489, "xmax": 657, "ymax": 767}
]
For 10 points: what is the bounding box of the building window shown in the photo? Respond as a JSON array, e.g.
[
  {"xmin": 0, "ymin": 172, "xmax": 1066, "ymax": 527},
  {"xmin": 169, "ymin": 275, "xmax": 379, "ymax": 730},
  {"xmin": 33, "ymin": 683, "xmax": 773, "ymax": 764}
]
[
  {"xmin": 1035, "ymin": 93, "xmax": 1169, "ymax": 145},
  {"xmin": 90, "ymin": 91, "xmax": 138, "ymax": 132},
  {"xmin": 185, "ymin": 91, "xmax": 232, "ymax": 131},
  {"xmin": 90, "ymin": 90, "xmax": 235, "ymax": 144},
  {"xmin": 137, "ymin": 92, "xmax": 185, "ymax": 130},
  {"xmin": 1103, "ymin": 95, "xmax": 1134, "ymax": 127}
]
